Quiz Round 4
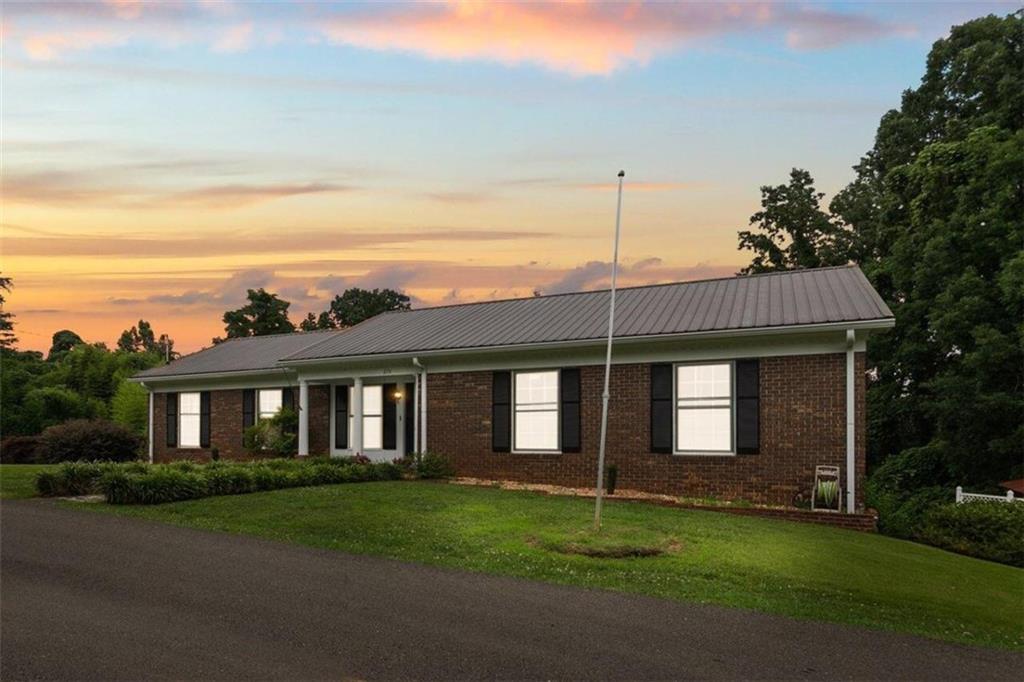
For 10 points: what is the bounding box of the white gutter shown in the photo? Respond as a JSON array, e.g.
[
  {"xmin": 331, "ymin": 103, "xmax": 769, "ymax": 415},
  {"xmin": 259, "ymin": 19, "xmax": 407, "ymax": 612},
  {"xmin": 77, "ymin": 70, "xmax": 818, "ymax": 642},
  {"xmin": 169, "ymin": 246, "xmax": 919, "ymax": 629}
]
[
  {"xmin": 276, "ymin": 318, "xmax": 895, "ymax": 368},
  {"xmin": 845, "ymin": 329, "xmax": 857, "ymax": 513}
]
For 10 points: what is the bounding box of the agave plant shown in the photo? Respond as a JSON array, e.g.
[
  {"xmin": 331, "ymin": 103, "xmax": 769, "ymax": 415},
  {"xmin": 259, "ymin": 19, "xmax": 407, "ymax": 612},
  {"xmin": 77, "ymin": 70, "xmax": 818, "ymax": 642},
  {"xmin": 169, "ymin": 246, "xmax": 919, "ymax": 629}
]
[{"xmin": 816, "ymin": 479, "xmax": 839, "ymax": 510}]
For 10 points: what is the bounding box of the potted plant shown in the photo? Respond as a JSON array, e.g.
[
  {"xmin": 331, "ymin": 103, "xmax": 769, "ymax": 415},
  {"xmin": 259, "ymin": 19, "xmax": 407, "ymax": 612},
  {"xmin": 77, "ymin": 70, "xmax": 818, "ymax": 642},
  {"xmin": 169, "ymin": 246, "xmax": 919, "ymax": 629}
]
[
  {"xmin": 606, "ymin": 464, "xmax": 618, "ymax": 495},
  {"xmin": 811, "ymin": 465, "xmax": 841, "ymax": 512}
]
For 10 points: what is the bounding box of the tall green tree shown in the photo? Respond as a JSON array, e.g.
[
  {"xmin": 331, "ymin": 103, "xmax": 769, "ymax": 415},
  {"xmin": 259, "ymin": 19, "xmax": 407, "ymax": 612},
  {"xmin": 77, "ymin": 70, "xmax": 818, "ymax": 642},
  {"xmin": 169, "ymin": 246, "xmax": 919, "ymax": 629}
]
[
  {"xmin": 737, "ymin": 168, "xmax": 852, "ymax": 274},
  {"xmin": 111, "ymin": 380, "xmax": 150, "ymax": 437},
  {"xmin": 118, "ymin": 319, "xmax": 176, "ymax": 359},
  {"xmin": 0, "ymin": 274, "xmax": 16, "ymax": 349},
  {"xmin": 310, "ymin": 288, "xmax": 411, "ymax": 329},
  {"xmin": 47, "ymin": 330, "xmax": 85, "ymax": 361},
  {"xmin": 0, "ymin": 348, "xmax": 48, "ymax": 435},
  {"xmin": 217, "ymin": 288, "xmax": 296, "ymax": 342},
  {"xmin": 736, "ymin": 13, "xmax": 1023, "ymax": 497}
]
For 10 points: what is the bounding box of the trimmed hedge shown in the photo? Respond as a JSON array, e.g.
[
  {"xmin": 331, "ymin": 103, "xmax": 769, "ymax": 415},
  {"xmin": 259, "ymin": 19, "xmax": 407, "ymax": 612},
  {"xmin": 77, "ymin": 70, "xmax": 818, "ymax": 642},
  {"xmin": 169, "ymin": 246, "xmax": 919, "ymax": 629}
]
[
  {"xmin": 35, "ymin": 457, "xmax": 402, "ymax": 505},
  {"xmin": 919, "ymin": 501, "xmax": 1024, "ymax": 567}
]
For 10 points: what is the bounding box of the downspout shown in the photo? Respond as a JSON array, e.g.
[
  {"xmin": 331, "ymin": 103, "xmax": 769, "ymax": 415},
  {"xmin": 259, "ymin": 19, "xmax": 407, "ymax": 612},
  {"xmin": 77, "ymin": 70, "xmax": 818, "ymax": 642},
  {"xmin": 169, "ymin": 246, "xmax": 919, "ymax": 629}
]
[
  {"xmin": 143, "ymin": 382, "xmax": 154, "ymax": 464},
  {"xmin": 412, "ymin": 357, "xmax": 426, "ymax": 453},
  {"xmin": 845, "ymin": 329, "xmax": 856, "ymax": 514}
]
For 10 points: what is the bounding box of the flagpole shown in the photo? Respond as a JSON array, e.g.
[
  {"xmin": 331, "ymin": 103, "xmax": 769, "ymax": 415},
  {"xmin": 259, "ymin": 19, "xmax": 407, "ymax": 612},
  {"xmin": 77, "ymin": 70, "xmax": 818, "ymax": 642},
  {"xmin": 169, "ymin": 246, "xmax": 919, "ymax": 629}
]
[{"xmin": 594, "ymin": 170, "xmax": 624, "ymax": 530}]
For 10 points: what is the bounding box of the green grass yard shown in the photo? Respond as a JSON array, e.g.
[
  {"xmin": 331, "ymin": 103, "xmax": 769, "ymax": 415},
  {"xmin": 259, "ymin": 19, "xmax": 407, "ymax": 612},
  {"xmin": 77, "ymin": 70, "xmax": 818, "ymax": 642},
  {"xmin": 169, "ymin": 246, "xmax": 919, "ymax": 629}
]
[
  {"xmin": 49, "ymin": 476, "xmax": 1021, "ymax": 651},
  {"xmin": 0, "ymin": 465, "xmax": 55, "ymax": 499}
]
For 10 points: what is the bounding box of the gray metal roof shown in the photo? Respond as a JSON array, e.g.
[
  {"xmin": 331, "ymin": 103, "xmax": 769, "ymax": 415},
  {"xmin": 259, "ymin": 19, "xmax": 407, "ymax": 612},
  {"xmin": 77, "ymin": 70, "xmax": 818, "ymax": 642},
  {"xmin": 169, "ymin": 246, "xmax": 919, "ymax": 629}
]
[
  {"xmin": 283, "ymin": 266, "xmax": 892, "ymax": 362},
  {"xmin": 134, "ymin": 329, "xmax": 337, "ymax": 379}
]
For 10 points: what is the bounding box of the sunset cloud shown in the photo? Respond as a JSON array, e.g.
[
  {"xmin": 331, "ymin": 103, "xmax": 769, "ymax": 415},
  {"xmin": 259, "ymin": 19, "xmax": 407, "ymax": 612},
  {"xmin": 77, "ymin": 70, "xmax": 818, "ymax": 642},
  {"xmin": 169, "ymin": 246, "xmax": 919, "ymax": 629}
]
[
  {"xmin": 2, "ymin": 172, "xmax": 353, "ymax": 209},
  {"xmin": 7, "ymin": 1, "xmax": 914, "ymax": 72},
  {"xmin": 2, "ymin": 226, "xmax": 556, "ymax": 258},
  {"xmin": 317, "ymin": 2, "xmax": 911, "ymax": 75}
]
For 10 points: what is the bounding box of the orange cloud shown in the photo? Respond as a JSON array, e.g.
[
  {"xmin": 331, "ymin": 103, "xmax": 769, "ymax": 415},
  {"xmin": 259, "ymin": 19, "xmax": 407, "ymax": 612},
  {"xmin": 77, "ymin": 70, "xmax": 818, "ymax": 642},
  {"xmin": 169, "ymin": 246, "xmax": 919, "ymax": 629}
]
[
  {"xmin": 320, "ymin": 2, "xmax": 671, "ymax": 76},
  {"xmin": 1, "ymin": 172, "xmax": 353, "ymax": 209},
  {"xmin": 22, "ymin": 29, "xmax": 122, "ymax": 60}
]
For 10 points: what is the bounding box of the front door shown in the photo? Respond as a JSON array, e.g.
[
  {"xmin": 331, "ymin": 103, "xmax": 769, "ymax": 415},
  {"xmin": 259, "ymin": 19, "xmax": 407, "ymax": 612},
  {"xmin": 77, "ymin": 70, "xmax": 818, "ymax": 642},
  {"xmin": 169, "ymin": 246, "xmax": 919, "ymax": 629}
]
[{"xmin": 331, "ymin": 382, "xmax": 408, "ymax": 461}]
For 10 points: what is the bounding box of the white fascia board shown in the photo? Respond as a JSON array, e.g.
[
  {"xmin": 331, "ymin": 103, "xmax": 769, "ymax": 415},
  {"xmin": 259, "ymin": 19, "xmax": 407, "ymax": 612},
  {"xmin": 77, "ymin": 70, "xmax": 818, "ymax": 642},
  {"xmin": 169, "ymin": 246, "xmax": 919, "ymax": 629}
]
[
  {"xmin": 288, "ymin": 326, "xmax": 875, "ymax": 377},
  {"xmin": 278, "ymin": 318, "xmax": 892, "ymax": 370},
  {"xmin": 129, "ymin": 368, "xmax": 297, "ymax": 392}
]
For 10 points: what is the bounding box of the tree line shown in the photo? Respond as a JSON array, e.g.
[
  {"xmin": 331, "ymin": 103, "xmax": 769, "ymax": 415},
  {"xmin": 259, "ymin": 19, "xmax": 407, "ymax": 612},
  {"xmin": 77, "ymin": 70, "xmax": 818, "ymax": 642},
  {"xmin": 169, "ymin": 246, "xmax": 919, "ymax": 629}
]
[{"xmin": 0, "ymin": 281, "xmax": 410, "ymax": 440}]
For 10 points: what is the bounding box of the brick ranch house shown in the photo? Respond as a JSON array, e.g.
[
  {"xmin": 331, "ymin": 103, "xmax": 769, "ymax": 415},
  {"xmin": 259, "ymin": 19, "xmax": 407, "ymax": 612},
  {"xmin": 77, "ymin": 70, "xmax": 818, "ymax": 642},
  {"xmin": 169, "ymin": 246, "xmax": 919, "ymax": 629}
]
[{"xmin": 133, "ymin": 265, "xmax": 893, "ymax": 513}]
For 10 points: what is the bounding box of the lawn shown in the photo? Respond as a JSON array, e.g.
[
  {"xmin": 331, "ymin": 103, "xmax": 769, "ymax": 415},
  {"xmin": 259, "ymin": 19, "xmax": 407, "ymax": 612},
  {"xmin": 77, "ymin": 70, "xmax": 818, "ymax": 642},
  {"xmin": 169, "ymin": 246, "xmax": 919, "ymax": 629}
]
[
  {"xmin": 64, "ymin": 478, "xmax": 1022, "ymax": 650},
  {"xmin": 0, "ymin": 464, "xmax": 56, "ymax": 499}
]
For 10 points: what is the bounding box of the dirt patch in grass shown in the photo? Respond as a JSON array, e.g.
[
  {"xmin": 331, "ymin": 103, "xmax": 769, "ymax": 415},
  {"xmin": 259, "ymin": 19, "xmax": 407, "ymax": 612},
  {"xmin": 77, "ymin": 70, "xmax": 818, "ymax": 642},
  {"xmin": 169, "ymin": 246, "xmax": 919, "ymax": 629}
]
[
  {"xmin": 553, "ymin": 543, "xmax": 667, "ymax": 558},
  {"xmin": 528, "ymin": 534, "xmax": 682, "ymax": 559}
]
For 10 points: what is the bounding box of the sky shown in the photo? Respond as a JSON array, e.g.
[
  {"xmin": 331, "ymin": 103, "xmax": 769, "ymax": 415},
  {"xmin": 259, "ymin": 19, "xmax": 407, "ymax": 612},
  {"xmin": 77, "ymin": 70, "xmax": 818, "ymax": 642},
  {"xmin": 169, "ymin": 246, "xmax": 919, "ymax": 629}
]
[{"xmin": 2, "ymin": 1, "xmax": 1016, "ymax": 353}]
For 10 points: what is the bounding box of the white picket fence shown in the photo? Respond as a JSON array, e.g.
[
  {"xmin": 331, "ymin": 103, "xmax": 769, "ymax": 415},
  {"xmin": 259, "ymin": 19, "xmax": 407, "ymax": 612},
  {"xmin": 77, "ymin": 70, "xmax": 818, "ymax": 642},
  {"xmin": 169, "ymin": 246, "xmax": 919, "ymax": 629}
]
[{"xmin": 955, "ymin": 486, "xmax": 1019, "ymax": 504}]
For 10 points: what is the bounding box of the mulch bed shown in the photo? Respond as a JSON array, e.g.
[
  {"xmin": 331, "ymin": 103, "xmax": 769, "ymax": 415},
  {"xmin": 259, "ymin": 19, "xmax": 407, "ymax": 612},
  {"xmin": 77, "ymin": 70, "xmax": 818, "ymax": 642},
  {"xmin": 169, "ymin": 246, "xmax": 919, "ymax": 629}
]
[{"xmin": 451, "ymin": 478, "xmax": 878, "ymax": 532}]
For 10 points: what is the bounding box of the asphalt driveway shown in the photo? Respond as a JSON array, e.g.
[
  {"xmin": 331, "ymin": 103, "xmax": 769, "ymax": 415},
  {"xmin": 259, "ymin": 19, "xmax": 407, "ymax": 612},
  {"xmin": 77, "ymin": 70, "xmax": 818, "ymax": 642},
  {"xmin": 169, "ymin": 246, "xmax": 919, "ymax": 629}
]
[{"xmin": 1, "ymin": 501, "xmax": 1019, "ymax": 681}]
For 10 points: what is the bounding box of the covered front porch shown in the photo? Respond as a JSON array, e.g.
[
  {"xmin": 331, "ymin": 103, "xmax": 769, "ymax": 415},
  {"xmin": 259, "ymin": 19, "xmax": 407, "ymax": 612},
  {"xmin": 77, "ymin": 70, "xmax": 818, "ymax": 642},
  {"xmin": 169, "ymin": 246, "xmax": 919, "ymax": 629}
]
[{"xmin": 295, "ymin": 370, "xmax": 426, "ymax": 462}]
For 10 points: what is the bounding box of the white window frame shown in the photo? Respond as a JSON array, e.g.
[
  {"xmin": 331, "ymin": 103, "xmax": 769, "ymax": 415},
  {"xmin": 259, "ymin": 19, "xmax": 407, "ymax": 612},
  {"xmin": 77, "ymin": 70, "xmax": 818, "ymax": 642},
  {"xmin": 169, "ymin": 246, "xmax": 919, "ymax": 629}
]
[
  {"xmin": 673, "ymin": 361, "xmax": 736, "ymax": 456},
  {"xmin": 178, "ymin": 392, "xmax": 202, "ymax": 449},
  {"xmin": 512, "ymin": 369, "xmax": 560, "ymax": 454},
  {"xmin": 362, "ymin": 384, "xmax": 384, "ymax": 451},
  {"xmin": 257, "ymin": 388, "xmax": 283, "ymax": 421}
]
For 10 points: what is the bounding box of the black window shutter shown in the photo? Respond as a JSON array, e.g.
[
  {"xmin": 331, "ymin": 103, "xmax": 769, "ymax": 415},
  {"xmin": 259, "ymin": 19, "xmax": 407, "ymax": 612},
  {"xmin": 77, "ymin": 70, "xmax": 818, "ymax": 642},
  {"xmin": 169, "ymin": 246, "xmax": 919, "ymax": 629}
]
[
  {"xmin": 403, "ymin": 382, "xmax": 415, "ymax": 454},
  {"xmin": 650, "ymin": 364, "xmax": 673, "ymax": 453},
  {"xmin": 242, "ymin": 389, "xmax": 256, "ymax": 436},
  {"xmin": 165, "ymin": 392, "xmax": 178, "ymax": 448},
  {"xmin": 334, "ymin": 385, "xmax": 349, "ymax": 449},
  {"xmin": 560, "ymin": 368, "xmax": 581, "ymax": 453},
  {"xmin": 281, "ymin": 388, "xmax": 296, "ymax": 435},
  {"xmin": 492, "ymin": 371, "xmax": 511, "ymax": 453},
  {"xmin": 383, "ymin": 383, "xmax": 397, "ymax": 450},
  {"xmin": 736, "ymin": 359, "xmax": 760, "ymax": 454},
  {"xmin": 199, "ymin": 391, "xmax": 211, "ymax": 448}
]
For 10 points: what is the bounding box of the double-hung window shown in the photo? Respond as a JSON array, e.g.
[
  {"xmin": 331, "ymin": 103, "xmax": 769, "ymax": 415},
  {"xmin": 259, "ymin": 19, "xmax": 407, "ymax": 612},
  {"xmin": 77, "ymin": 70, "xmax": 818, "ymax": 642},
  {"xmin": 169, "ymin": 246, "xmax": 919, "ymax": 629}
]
[
  {"xmin": 676, "ymin": 363, "xmax": 733, "ymax": 453},
  {"xmin": 257, "ymin": 389, "xmax": 282, "ymax": 421},
  {"xmin": 178, "ymin": 392, "xmax": 201, "ymax": 448},
  {"xmin": 513, "ymin": 370, "xmax": 559, "ymax": 452},
  {"xmin": 362, "ymin": 385, "xmax": 383, "ymax": 450}
]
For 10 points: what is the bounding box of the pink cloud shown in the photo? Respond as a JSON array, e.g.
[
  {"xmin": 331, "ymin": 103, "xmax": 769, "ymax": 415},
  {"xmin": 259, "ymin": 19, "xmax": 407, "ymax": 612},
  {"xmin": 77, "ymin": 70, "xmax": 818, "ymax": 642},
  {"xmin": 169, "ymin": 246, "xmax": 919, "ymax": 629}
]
[
  {"xmin": 8, "ymin": 1, "xmax": 913, "ymax": 71},
  {"xmin": 318, "ymin": 1, "xmax": 911, "ymax": 76},
  {"xmin": 212, "ymin": 22, "xmax": 253, "ymax": 53}
]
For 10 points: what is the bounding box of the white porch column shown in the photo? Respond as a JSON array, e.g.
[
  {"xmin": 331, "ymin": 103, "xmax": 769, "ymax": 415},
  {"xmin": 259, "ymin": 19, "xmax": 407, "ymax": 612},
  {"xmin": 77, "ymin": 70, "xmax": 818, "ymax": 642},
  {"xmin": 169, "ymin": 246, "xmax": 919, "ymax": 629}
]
[
  {"xmin": 420, "ymin": 370, "xmax": 427, "ymax": 452},
  {"xmin": 845, "ymin": 329, "xmax": 856, "ymax": 514},
  {"xmin": 298, "ymin": 379, "xmax": 309, "ymax": 457},
  {"xmin": 412, "ymin": 373, "xmax": 420, "ymax": 454},
  {"xmin": 352, "ymin": 377, "xmax": 364, "ymax": 454}
]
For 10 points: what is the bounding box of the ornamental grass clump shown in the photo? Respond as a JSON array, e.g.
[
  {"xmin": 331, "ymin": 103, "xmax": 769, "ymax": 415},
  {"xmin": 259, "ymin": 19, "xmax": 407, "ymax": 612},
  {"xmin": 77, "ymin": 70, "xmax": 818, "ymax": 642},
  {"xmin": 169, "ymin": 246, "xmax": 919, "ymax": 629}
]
[
  {"xmin": 815, "ymin": 479, "xmax": 839, "ymax": 511},
  {"xmin": 35, "ymin": 460, "xmax": 148, "ymax": 497}
]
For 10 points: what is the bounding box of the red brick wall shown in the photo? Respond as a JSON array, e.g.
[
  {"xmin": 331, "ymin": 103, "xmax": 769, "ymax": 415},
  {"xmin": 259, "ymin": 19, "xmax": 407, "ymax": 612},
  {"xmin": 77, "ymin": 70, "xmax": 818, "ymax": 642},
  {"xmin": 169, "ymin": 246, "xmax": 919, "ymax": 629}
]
[
  {"xmin": 427, "ymin": 353, "xmax": 866, "ymax": 508},
  {"xmin": 152, "ymin": 386, "xmax": 332, "ymax": 462}
]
